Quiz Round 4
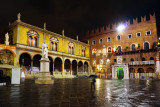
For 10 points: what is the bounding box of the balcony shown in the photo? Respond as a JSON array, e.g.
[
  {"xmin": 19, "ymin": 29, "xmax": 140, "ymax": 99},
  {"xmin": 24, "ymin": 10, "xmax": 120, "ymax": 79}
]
[
  {"xmin": 115, "ymin": 49, "xmax": 157, "ymax": 56},
  {"xmin": 129, "ymin": 60, "xmax": 155, "ymax": 66}
]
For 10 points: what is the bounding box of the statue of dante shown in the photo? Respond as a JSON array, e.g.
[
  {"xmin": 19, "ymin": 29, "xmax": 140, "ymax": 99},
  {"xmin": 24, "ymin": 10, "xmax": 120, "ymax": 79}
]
[
  {"xmin": 42, "ymin": 40, "xmax": 48, "ymax": 58},
  {"xmin": 5, "ymin": 32, "xmax": 9, "ymax": 45}
]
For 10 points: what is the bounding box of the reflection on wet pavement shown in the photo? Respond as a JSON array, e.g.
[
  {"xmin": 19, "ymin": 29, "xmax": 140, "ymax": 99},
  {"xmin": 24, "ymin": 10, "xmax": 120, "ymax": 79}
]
[{"xmin": 0, "ymin": 78, "xmax": 160, "ymax": 107}]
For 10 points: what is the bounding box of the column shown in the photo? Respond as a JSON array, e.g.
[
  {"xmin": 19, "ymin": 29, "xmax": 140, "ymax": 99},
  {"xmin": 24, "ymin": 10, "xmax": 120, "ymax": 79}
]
[
  {"xmin": 31, "ymin": 60, "xmax": 33, "ymax": 71},
  {"xmin": 77, "ymin": 65, "xmax": 78, "ymax": 75},
  {"xmin": 62, "ymin": 61, "xmax": 64, "ymax": 77},
  {"xmin": 145, "ymin": 71, "xmax": 147, "ymax": 80},
  {"xmin": 70, "ymin": 63, "xmax": 72, "ymax": 75},
  {"xmin": 83, "ymin": 63, "xmax": 84, "ymax": 72},
  {"xmin": 135, "ymin": 71, "xmax": 138, "ymax": 79}
]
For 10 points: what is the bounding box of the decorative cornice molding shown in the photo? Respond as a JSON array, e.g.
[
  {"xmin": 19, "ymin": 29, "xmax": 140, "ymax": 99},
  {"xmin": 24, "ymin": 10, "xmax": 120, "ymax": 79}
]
[{"xmin": 9, "ymin": 21, "xmax": 90, "ymax": 47}]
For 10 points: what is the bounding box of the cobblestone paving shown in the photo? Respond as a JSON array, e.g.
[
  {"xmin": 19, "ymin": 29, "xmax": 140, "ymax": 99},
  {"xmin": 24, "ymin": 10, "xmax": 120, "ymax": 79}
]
[{"xmin": 0, "ymin": 78, "xmax": 160, "ymax": 107}]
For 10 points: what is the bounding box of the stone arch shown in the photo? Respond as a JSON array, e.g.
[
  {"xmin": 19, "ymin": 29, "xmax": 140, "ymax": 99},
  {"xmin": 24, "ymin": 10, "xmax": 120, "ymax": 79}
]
[
  {"xmin": 138, "ymin": 68, "xmax": 145, "ymax": 79},
  {"xmin": 0, "ymin": 49, "xmax": 15, "ymax": 65},
  {"xmin": 19, "ymin": 53, "xmax": 31, "ymax": 71},
  {"xmin": 48, "ymin": 56, "xmax": 53, "ymax": 75},
  {"xmin": 0, "ymin": 49, "xmax": 16, "ymax": 57},
  {"xmin": 64, "ymin": 59, "xmax": 71, "ymax": 72},
  {"xmin": 72, "ymin": 60, "xmax": 78, "ymax": 75},
  {"xmin": 78, "ymin": 61, "xmax": 83, "ymax": 72},
  {"xmin": 146, "ymin": 67, "xmax": 154, "ymax": 79},
  {"xmin": 84, "ymin": 61, "xmax": 88, "ymax": 72},
  {"xmin": 129, "ymin": 68, "xmax": 135, "ymax": 79},
  {"xmin": 33, "ymin": 54, "xmax": 42, "ymax": 71},
  {"xmin": 150, "ymin": 57, "xmax": 154, "ymax": 60},
  {"xmin": 54, "ymin": 57, "xmax": 62, "ymax": 72}
]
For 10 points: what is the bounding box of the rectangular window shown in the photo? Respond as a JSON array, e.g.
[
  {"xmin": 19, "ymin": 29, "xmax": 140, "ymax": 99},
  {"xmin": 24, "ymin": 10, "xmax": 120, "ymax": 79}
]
[
  {"xmin": 128, "ymin": 34, "xmax": 132, "ymax": 38},
  {"xmin": 114, "ymin": 59, "xmax": 116, "ymax": 62},
  {"xmin": 99, "ymin": 39, "xmax": 103, "ymax": 44},
  {"xmin": 117, "ymin": 35, "xmax": 121, "ymax": 40},
  {"xmin": 136, "ymin": 32, "xmax": 141, "ymax": 37},
  {"xmin": 146, "ymin": 30, "xmax": 151, "ymax": 36},
  {"xmin": 123, "ymin": 58, "xmax": 126, "ymax": 62},
  {"xmin": 107, "ymin": 37, "xmax": 111, "ymax": 42},
  {"xmin": 92, "ymin": 40, "xmax": 96, "ymax": 45}
]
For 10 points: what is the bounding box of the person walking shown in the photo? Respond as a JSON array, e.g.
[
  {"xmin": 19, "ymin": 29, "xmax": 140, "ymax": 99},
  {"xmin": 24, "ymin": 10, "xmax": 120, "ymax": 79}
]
[{"xmin": 91, "ymin": 77, "xmax": 96, "ymax": 90}]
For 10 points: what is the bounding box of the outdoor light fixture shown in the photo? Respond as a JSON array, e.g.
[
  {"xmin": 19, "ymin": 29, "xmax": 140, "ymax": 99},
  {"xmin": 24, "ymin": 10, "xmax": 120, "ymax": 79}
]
[
  {"xmin": 107, "ymin": 59, "xmax": 110, "ymax": 62},
  {"xmin": 117, "ymin": 24, "xmax": 126, "ymax": 32}
]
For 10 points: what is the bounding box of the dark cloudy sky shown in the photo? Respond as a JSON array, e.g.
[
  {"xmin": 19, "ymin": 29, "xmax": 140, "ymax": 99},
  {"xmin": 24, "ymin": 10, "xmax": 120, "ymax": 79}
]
[{"xmin": 0, "ymin": 0, "xmax": 160, "ymax": 39}]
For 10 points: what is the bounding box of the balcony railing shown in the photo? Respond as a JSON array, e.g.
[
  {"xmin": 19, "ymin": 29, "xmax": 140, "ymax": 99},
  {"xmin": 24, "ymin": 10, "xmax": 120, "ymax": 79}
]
[
  {"xmin": 115, "ymin": 49, "xmax": 157, "ymax": 56},
  {"xmin": 129, "ymin": 60, "xmax": 155, "ymax": 65}
]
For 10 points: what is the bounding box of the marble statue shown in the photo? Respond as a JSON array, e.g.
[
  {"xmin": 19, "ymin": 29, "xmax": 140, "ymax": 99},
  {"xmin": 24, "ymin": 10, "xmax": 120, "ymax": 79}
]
[
  {"xmin": 5, "ymin": 32, "xmax": 9, "ymax": 45},
  {"xmin": 42, "ymin": 40, "xmax": 48, "ymax": 58}
]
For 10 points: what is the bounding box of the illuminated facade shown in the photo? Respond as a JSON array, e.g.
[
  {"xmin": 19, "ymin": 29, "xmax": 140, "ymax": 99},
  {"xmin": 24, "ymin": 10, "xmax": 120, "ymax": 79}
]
[
  {"xmin": 84, "ymin": 13, "xmax": 160, "ymax": 79},
  {"xmin": 0, "ymin": 14, "xmax": 91, "ymax": 78}
]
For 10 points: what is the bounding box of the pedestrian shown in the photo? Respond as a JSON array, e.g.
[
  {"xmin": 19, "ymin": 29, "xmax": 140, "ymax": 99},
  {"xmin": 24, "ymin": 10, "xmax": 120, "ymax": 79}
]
[{"xmin": 91, "ymin": 77, "xmax": 96, "ymax": 90}]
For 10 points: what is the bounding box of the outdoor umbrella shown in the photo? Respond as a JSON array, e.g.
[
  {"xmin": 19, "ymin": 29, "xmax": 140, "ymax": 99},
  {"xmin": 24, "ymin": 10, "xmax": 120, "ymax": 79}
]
[{"xmin": 89, "ymin": 74, "xmax": 97, "ymax": 78}]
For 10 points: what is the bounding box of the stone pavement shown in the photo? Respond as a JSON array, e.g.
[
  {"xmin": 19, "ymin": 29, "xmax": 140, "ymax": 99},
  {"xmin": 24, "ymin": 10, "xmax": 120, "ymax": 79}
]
[{"xmin": 0, "ymin": 78, "xmax": 160, "ymax": 107}]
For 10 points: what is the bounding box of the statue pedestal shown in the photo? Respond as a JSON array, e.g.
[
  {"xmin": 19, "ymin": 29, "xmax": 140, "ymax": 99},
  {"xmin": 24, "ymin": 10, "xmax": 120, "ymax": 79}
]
[{"xmin": 35, "ymin": 58, "xmax": 54, "ymax": 84}]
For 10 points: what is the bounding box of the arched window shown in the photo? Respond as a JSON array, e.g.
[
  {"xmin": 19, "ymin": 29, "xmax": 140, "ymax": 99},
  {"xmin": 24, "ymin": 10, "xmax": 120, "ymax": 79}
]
[
  {"xmin": 92, "ymin": 49, "xmax": 96, "ymax": 55},
  {"xmin": 100, "ymin": 59, "xmax": 103, "ymax": 64},
  {"xmin": 144, "ymin": 42, "xmax": 149, "ymax": 50},
  {"xmin": 108, "ymin": 47, "xmax": 112, "ymax": 53},
  {"xmin": 117, "ymin": 46, "xmax": 122, "ymax": 53},
  {"xmin": 50, "ymin": 37, "xmax": 59, "ymax": 51},
  {"xmin": 142, "ymin": 57, "xmax": 145, "ymax": 61},
  {"xmin": 131, "ymin": 44, "xmax": 136, "ymax": 51},
  {"xmin": 68, "ymin": 42, "xmax": 74, "ymax": 54},
  {"xmin": 28, "ymin": 36, "xmax": 32, "ymax": 46},
  {"xmin": 150, "ymin": 57, "xmax": 154, "ymax": 60},
  {"xmin": 27, "ymin": 30, "xmax": 39, "ymax": 47},
  {"xmin": 130, "ymin": 58, "xmax": 134, "ymax": 62}
]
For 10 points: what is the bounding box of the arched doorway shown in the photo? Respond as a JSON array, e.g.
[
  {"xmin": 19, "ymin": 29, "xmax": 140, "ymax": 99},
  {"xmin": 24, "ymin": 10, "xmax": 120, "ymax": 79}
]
[
  {"xmin": 54, "ymin": 57, "xmax": 62, "ymax": 72},
  {"xmin": 64, "ymin": 59, "xmax": 71, "ymax": 73},
  {"xmin": 78, "ymin": 61, "xmax": 83, "ymax": 72},
  {"xmin": 48, "ymin": 56, "xmax": 53, "ymax": 75},
  {"xmin": 19, "ymin": 53, "xmax": 31, "ymax": 71},
  {"xmin": 84, "ymin": 62, "xmax": 88, "ymax": 72},
  {"xmin": 72, "ymin": 60, "xmax": 77, "ymax": 75},
  {"xmin": 146, "ymin": 68, "xmax": 154, "ymax": 79},
  {"xmin": 33, "ymin": 54, "xmax": 41, "ymax": 71},
  {"xmin": 131, "ymin": 44, "xmax": 136, "ymax": 51},
  {"xmin": 138, "ymin": 68, "xmax": 144, "ymax": 79},
  {"xmin": 129, "ymin": 68, "xmax": 135, "ymax": 79},
  {"xmin": 0, "ymin": 49, "xmax": 14, "ymax": 65},
  {"xmin": 117, "ymin": 67, "xmax": 124, "ymax": 80},
  {"xmin": 144, "ymin": 42, "xmax": 149, "ymax": 50}
]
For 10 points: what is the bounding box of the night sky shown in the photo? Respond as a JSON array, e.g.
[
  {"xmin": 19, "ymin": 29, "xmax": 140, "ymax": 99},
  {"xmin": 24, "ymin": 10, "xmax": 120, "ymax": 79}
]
[{"xmin": 0, "ymin": 0, "xmax": 160, "ymax": 39}]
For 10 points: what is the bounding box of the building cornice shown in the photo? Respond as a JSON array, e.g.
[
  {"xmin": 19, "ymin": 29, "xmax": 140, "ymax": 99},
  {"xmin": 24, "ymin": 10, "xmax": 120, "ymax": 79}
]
[{"xmin": 9, "ymin": 20, "xmax": 90, "ymax": 47}]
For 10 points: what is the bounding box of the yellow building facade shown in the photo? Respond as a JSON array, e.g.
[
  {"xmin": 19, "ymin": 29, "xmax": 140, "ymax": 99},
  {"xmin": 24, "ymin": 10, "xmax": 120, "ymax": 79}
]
[{"xmin": 0, "ymin": 14, "xmax": 91, "ymax": 78}]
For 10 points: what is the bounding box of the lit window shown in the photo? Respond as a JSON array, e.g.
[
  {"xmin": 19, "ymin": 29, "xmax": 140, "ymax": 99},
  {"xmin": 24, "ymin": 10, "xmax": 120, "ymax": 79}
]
[
  {"xmin": 93, "ymin": 60, "xmax": 96, "ymax": 65},
  {"xmin": 146, "ymin": 30, "xmax": 151, "ymax": 36},
  {"xmin": 100, "ymin": 59, "xmax": 103, "ymax": 64},
  {"xmin": 50, "ymin": 37, "xmax": 59, "ymax": 51},
  {"xmin": 108, "ymin": 47, "xmax": 112, "ymax": 53},
  {"xmin": 99, "ymin": 39, "xmax": 103, "ymax": 44},
  {"xmin": 117, "ymin": 35, "xmax": 121, "ymax": 40},
  {"xmin": 68, "ymin": 42, "xmax": 74, "ymax": 54},
  {"xmin": 128, "ymin": 34, "xmax": 132, "ymax": 38},
  {"xmin": 92, "ymin": 40, "xmax": 96, "ymax": 45},
  {"xmin": 136, "ymin": 32, "xmax": 141, "ymax": 37},
  {"xmin": 107, "ymin": 37, "xmax": 111, "ymax": 42}
]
